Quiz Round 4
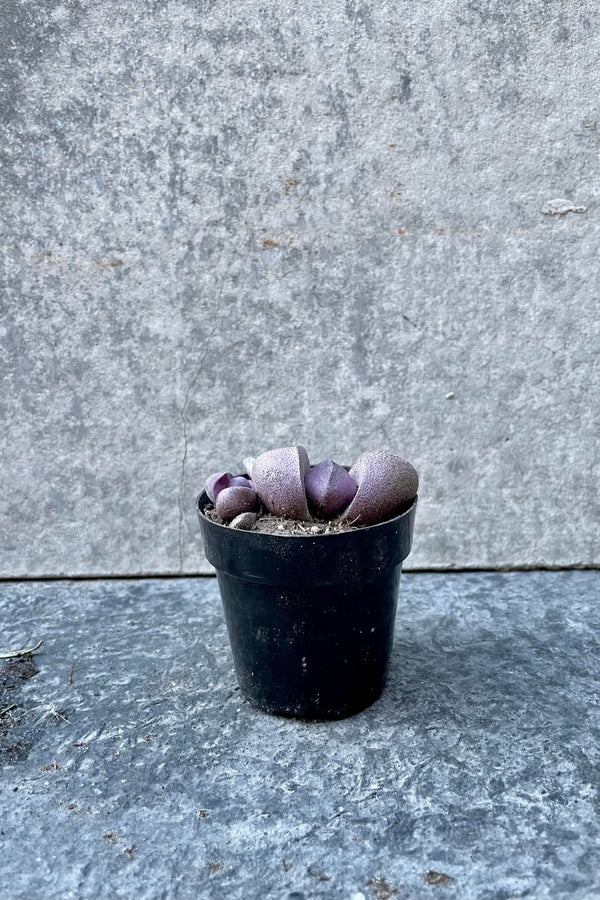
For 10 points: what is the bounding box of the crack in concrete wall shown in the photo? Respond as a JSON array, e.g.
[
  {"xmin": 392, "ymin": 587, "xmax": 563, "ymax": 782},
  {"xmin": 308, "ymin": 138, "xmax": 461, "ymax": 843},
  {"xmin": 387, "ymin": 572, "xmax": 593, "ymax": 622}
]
[{"xmin": 178, "ymin": 325, "xmax": 217, "ymax": 570}]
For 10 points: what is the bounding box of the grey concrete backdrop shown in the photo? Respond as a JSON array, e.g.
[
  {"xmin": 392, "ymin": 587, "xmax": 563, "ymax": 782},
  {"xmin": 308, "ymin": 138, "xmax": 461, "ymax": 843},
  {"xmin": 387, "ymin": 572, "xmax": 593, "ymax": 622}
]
[{"xmin": 1, "ymin": 0, "xmax": 599, "ymax": 576}]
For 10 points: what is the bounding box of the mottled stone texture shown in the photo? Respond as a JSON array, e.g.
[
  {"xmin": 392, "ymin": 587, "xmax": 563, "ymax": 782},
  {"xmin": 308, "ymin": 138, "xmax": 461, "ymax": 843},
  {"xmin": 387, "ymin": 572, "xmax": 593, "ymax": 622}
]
[
  {"xmin": 1, "ymin": 1, "xmax": 599, "ymax": 575},
  {"xmin": 1, "ymin": 573, "xmax": 600, "ymax": 899}
]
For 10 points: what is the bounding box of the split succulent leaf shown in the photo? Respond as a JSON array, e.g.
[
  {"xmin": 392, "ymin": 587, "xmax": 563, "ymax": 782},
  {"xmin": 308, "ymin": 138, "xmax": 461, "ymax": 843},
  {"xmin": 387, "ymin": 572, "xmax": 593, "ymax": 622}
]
[
  {"xmin": 305, "ymin": 459, "xmax": 357, "ymax": 518},
  {"xmin": 340, "ymin": 451, "xmax": 419, "ymax": 526},
  {"xmin": 251, "ymin": 445, "xmax": 311, "ymax": 521}
]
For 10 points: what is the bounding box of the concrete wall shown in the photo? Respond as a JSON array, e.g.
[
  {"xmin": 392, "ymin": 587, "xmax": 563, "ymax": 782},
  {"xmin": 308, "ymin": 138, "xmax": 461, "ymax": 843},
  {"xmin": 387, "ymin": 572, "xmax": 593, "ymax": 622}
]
[{"xmin": 2, "ymin": 0, "xmax": 598, "ymax": 577}]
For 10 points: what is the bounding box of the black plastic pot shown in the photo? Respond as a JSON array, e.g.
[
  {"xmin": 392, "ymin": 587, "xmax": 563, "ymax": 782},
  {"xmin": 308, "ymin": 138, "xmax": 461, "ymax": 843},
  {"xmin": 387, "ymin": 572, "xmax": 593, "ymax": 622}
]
[{"xmin": 196, "ymin": 490, "xmax": 417, "ymax": 720}]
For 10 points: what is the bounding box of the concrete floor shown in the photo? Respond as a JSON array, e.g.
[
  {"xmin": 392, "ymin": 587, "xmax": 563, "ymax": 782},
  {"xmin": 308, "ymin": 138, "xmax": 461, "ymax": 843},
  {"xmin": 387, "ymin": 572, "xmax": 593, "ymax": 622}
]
[{"xmin": 0, "ymin": 572, "xmax": 599, "ymax": 900}]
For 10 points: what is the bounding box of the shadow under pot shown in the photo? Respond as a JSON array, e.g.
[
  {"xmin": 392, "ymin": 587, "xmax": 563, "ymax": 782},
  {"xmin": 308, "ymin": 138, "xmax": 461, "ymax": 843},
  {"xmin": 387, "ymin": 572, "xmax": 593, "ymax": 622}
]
[{"xmin": 196, "ymin": 489, "xmax": 417, "ymax": 720}]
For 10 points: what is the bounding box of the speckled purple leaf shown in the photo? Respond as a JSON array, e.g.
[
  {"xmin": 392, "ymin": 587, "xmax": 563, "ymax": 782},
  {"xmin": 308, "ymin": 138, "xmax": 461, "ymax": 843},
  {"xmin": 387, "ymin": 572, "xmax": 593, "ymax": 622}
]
[
  {"xmin": 305, "ymin": 459, "xmax": 357, "ymax": 518},
  {"xmin": 252, "ymin": 446, "xmax": 311, "ymax": 521},
  {"xmin": 230, "ymin": 475, "xmax": 253, "ymax": 489},
  {"xmin": 340, "ymin": 451, "xmax": 418, "ymax": 526},
  {"xmin": 215, "ymin": 486, "xmax": 258, "ymax": 522},
  {"xmin": 205, "ymin": 472, "xmax": 232, "ymax": 503}
]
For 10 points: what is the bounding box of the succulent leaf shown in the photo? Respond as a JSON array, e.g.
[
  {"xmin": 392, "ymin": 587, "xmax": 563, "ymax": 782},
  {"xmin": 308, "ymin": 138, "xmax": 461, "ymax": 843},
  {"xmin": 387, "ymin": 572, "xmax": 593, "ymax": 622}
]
[
  {"xmin": 340, "ymin": 451, "xmax": 418, "ymax": 526},
  {"xmin": 252, "ymin": 446, "xmax": 311, "ymax": 521},
  {"xmin": 305, "ymin": 459, "xmax": 357, "ymax": 518},
  {"xmin": 230, "ymin": 475, "xmax": 253, "ymax": 489},
  {"xmin": 205, "ymin": 472, "xmax": 232, "ymax": 503},
  {"xmin": 215, "ymin": 486, "xmax": 258, "ymax": 521}
]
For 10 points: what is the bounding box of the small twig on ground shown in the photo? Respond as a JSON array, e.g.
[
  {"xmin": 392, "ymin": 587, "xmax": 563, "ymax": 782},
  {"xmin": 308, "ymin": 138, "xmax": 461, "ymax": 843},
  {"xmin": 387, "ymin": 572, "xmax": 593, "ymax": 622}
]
[
  {"xmin": 0, "ymin": 640, "xmax": 43, "ymax": 660},
  {"xmin": 68, "ymin": 662, "xmax": 74, "ymax": 684},
  {"xmin": 138, "ymin": 717, "xmax": 160, "ymax": 730},
  {"xmin": 0, "ymin": 704, "xmax": 17, "ymax": 716}
]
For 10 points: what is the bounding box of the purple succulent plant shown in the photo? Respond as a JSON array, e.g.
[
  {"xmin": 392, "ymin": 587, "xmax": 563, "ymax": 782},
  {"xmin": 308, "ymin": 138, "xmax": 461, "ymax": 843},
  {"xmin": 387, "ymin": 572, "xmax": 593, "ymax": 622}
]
[
  {"xmin": 251, "ymin": 446, "xmax": 311, "ymax": 521},
  {"xmin": 340, "ymin": 451, "xmax": 419, "ymax": 526},
  {"xmin": 204, "ymin": 447, "xmax": 418, "ymax": 529},
  {"xmin": 305, "ymin": 459, "xmax": 357, "ymax": 518}
]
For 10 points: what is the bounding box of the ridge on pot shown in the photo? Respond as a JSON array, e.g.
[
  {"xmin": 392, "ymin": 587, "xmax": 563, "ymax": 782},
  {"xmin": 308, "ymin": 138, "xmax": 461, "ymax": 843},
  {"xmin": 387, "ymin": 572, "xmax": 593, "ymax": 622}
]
[{"xmin": 196, "ymin": 447, "xmax": 418, "ymax": 720}]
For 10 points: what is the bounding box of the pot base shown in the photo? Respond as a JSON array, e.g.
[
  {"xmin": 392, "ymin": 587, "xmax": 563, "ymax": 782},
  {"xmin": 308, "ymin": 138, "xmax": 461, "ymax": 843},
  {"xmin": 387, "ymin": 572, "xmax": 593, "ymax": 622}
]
[
  {"xmin": 217, "ymin": 567, "xmax": 400, "ymax": 720},
  {"xmin": 242, "ymin": 685, "xmax": 386, "ymax": 720}
]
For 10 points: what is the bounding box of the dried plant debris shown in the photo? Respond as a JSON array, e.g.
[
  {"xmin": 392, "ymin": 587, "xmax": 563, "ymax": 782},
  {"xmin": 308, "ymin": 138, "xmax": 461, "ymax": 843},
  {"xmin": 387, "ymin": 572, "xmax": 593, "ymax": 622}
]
[
  {"xmin": 0, "ymin": 656, "xmax": 38, "ymax": 736},
  {"xmin": 307, "ymin": 867, "xmax": 331, "ymax": 882},
  {"xmin": 423, "ymin": 870, "xmax": 454, "ymax": 886},
  {"xmin": 0, "ymin": 640, "xmax": 43, "ymax": 660},
  {"xmin": 366, "ymin": 878, "xmax": 398, "ymax": 900},
  {"xmin": 32, "ymin": 702, "xmax": 70, "ymax": 726}
]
